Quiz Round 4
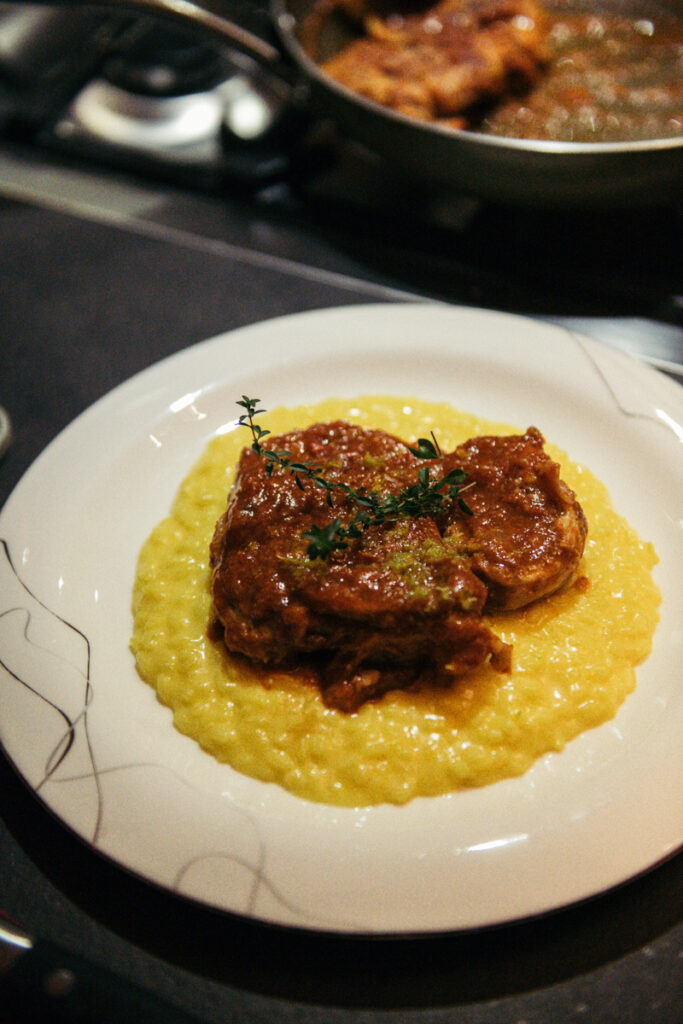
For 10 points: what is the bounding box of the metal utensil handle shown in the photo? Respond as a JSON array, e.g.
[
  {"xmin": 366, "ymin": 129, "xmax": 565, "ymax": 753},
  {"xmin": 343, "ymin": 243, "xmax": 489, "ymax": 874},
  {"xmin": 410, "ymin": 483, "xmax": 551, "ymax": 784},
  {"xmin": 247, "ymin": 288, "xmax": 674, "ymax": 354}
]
[{"xmin": 23, "ymin": 0, "xmax": 283, "ymax": 64}]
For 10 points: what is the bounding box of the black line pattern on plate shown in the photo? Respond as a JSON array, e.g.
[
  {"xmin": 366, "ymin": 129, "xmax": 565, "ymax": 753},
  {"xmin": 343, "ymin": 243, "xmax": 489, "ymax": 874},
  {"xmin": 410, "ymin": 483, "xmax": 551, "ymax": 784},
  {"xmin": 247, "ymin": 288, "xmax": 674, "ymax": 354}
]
[
  {"xmin": 565, "ymin": 328, "xmax": 683, "ymax": 438},
  {"xmin": 173, "ymin": 851, "xmax": 336, "ymax": 925},
  {"xmin": 49, "ymin": 757, "xmax": 354, "ymax": 928},
  {"xmin": 0, "ymin": 539, "xmax": 359, "ymax": 930},
  {"xmin": 0, "ymin": 538, "xmax": 103, "ymax": 840}
]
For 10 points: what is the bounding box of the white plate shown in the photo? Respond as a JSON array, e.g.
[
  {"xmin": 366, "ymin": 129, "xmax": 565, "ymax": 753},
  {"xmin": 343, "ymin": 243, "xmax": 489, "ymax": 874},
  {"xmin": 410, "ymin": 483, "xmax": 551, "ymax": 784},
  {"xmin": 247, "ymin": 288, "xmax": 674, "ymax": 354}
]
[{"xmin": 1, "ymin": 304, "xmax": 681, "ymax": 935}]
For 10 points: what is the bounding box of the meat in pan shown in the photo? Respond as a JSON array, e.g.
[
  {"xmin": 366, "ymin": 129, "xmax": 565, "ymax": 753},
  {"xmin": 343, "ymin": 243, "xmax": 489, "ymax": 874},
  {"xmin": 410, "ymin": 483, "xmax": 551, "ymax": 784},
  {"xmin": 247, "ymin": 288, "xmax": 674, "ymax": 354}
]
[
  {"xmin": 210, "ymin": 420, "xmax": 586, "ymax": 710},
  {"xmin": 317, "ymin": 0, "xmax": 550, "ymax": 126}
]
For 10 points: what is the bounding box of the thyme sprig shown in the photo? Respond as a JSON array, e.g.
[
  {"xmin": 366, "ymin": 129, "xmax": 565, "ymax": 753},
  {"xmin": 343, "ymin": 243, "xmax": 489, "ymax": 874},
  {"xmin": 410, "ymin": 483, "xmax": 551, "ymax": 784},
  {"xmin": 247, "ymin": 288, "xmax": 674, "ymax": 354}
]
[{"xmin": 237, "ymin": 396, "xmax": 473, "ymax": 561}]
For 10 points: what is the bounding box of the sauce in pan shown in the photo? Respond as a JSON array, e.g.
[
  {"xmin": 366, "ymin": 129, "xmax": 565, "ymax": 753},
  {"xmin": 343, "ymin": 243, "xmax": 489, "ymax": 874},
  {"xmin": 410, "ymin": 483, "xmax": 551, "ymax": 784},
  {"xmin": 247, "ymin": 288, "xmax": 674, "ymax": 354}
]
[{"xmin": 481, "ymin": 12, "xmax": 683, "ymax": 142}]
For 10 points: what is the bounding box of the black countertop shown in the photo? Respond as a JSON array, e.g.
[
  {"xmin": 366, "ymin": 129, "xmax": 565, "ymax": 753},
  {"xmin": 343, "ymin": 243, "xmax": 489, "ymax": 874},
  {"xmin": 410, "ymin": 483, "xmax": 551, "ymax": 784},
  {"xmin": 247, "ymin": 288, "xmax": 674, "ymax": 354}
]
[{"xmin": 0, "ymin": 139, "xmax": 681, "ymax": 1024}]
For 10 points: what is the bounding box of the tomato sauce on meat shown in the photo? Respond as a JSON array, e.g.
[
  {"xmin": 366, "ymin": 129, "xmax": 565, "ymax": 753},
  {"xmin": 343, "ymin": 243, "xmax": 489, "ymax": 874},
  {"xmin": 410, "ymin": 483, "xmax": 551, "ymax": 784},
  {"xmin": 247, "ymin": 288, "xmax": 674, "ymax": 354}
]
[
  {"xmin": 445, "ymin": 427, "xmax": 588, "ymax": 610},
  {"xmin": 209, "ymin": 420, "xmax": 586, "ymax": 710}
]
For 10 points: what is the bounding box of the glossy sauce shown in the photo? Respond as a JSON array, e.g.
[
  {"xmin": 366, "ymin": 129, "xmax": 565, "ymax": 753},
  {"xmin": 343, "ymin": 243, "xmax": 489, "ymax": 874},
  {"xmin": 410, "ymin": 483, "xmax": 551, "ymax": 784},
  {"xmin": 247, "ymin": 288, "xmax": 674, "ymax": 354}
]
[
  {"xmin": 481, "ymin": 12, "xmax": 683, "ymax": 142},
  {"xmin": 130, "ymin": 397, "xmax": 660, "ymax": 806}
]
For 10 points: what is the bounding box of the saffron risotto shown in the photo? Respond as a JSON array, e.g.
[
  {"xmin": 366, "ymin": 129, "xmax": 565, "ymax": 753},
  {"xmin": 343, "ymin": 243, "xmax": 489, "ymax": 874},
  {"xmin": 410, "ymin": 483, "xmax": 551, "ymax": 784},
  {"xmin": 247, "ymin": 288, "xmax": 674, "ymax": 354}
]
[{"xmin": 131, "ymin": 397, "xmax": 660, "ymax": 807}]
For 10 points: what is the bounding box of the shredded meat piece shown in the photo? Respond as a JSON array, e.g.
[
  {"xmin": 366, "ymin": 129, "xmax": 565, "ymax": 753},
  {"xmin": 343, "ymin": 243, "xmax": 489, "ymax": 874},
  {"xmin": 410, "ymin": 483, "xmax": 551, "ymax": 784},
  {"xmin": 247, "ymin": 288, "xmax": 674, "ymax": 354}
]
[
  {"xmin": 318, "ymin": 0, "xmax": 549, "ymax": 125},
  {"xmin": 210, "ymin": 420, "xmax": 586, "ymax": 711}
]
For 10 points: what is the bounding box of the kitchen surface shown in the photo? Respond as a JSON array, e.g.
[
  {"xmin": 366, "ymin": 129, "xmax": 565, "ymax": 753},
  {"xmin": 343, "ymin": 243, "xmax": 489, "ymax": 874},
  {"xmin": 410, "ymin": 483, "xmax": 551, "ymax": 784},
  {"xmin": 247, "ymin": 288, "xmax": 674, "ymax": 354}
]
[{"xmin": 0, "ymin": 2, "xmax": 681, "ymax": 1022}]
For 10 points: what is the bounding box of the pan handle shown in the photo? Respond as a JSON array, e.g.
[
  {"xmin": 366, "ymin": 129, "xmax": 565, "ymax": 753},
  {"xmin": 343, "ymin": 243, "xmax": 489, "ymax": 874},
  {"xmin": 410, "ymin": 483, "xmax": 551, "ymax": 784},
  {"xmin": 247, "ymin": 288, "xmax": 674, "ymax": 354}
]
[{"xmin": 21, "ymin": 0, "xmax": 286, "ymax": 67}]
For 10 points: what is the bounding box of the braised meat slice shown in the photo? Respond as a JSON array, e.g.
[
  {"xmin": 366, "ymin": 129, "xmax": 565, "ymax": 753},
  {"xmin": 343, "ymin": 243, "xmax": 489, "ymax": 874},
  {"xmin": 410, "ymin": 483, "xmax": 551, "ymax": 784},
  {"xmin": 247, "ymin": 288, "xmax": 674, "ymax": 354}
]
[
  {"xmin": 319, "ymin": 0, "xmax": 549, "ymax": 126},
  {"xmin": 210, "ymin": 420, "xmax": 586, "ymax": 710},
  {"xmin": 442, "ymin": 427, "xmax": 588, "ymax": 610},
  {"xmin": 210, "ymin": 421, "xmax": 510, "ymax": 711}
]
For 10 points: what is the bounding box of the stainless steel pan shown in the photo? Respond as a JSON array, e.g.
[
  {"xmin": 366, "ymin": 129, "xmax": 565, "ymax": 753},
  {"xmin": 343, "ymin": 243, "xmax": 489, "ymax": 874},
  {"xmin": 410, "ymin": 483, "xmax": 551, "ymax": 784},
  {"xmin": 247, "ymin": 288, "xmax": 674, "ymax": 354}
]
[{"xmin": 27, "ymin": 0, "xmax": 683, "ymax": 206}]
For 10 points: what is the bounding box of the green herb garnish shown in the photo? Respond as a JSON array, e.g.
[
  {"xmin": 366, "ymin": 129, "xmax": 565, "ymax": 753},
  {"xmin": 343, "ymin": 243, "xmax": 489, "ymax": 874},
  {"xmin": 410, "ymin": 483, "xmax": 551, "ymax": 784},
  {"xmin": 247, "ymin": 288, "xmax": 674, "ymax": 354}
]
[{"xmin": 237, "ymin": 396, "xmax": 473, "ymax": 561}]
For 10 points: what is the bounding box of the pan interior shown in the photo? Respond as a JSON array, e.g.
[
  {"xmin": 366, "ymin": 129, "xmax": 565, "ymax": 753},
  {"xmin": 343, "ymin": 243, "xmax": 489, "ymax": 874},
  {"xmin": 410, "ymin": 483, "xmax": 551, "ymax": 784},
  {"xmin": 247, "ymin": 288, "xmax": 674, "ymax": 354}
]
[{"xmin": 286, "ymin": 0, "xmax": 683, "ymax": 145}]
